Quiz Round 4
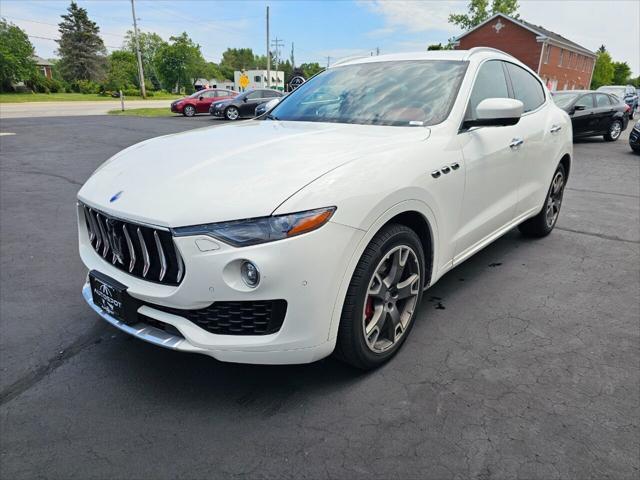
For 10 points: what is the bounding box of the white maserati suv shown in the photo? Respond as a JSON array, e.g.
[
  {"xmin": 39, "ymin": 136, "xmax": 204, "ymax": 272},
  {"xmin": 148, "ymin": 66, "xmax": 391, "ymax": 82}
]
[{"xmin": 77, "ymin": 48, "xmax": 572, "ymax": 369}]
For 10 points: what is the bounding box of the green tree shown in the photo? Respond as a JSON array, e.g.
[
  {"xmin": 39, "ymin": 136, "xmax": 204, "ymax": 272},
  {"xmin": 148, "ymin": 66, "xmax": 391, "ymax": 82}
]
[
  {"xmin": 104, "ymin": 50, "xmax": 138, "ymax": 91},
  {"xmin": 220, "ymin": 48, "xmax": 256, "ymax": 71},
  {"xmin": 153, "ymin": 32, "xmax": 205, "ymax": 92},
  {"xmin": 124, "ymin": 30, "xmax": 166, "ymax": 89},
  {"xmin": 56, "ymin": 1, "xmax": 106, "ymax": 82},
  {"xmin": 449, "ymin": 0, "xmax": 520, "ymax": 30},
  {"xmin": 591, "ymin": 49, "xmax": 615, "ymax": 89},
  {"xmin": 612, "ymin": 61, "xmax": 631, "ymax": 85},
  {"xmin": 300, "ymin": 62, "xmax": 323, "ymax": 79},
  {"xmin": 0, "ymin": 19, "xmax": 36, "ymax": 91}
]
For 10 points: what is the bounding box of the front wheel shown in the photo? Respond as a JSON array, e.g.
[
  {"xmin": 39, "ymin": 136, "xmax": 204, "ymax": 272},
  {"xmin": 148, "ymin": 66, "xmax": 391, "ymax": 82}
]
[
  {"xmin": 604, "ymin": 119, "xmax": 622, "ymax": 141},
  {"xmin": 335, "ymin": 224, "xmax": 424, "ymax": 370},
  {"xmin": 183, "ymin": 105, "xmax": 196, "ymax": 117},
  {"xmin": 518, "ymin": 163, "xmax": 566, "ymax": 238},
  {"xmin": 225, "ymin": 106, "xmax": 239, "ymax": 120}
]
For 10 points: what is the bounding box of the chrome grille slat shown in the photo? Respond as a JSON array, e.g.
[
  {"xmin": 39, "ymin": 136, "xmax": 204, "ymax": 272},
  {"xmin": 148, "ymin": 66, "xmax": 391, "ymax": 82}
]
[
  {"xmin": 122, "ymin": 224, "xmax": 136, "ymax": 273},
  {"xmin": 153, "ymin": 230, "xmax": 167, "ymax": 282},
  {"xmin": 80, "ymin": 203, "xmax": 184, "ymax": 286},
  {"xmin": 95, "ymin": 213, "xmax": 110, "ymax": 258},
  {"xmin": 175, "ymin": 240, "xmax": 184, "ymax": 283},
  {"xmin": 137, "ymin": 227, "xmax": 151, "ymax": 278},
  {"xmin": 89, "ymin": 209, "xmax": 102, "ymax": 250}
]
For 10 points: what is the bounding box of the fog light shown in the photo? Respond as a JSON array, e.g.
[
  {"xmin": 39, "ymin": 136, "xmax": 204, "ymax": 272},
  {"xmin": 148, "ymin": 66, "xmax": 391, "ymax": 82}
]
[{"xmin": 240, "ymin": 261, "xmax": 260, "ymax": 288}]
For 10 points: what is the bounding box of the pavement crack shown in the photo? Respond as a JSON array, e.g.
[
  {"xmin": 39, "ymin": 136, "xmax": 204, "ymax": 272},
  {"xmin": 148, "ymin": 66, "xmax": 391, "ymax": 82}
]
[
  {"xmin": 0, "ymin": 168, "xmax": 82, "ymax": 187},
  {"xmin": 556, "ymin": 226, "xmax": 639, "ymax": 245},
  {"xmin": 0, "ymin": 323, "xmax": 107, "ymax": 406},
  {"xmin": 565, "ymin": 187, "xmax": 640, "ymax": 199}
]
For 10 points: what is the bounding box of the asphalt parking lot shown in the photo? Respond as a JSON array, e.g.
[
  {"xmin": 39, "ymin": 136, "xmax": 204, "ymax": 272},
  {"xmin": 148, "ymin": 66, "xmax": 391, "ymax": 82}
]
[{"xmin": 1, "ymin": 114, "xmax": 638, "ymax": 479}]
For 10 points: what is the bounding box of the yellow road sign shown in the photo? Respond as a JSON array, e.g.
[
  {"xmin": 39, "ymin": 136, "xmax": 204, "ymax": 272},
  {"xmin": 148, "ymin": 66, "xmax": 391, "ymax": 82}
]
[{"xmin": 239, "ymin": 73, "xmax": 249, "ymax": 89}]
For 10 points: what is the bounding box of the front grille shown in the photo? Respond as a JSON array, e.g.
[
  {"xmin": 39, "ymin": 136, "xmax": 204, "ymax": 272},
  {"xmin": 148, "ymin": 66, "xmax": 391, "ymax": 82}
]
[
  {"xmin": 151, "ymin": 300, "xmax": 287, "ymax": 335},
  {"xmin": 80, "ymin": 203, "xmax": 184, "ymax": 286}
]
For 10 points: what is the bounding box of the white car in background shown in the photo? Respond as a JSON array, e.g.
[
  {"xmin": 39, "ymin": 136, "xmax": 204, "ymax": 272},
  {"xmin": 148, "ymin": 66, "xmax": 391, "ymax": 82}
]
[{"xmin": 77, "ymin": 48, "xmax": 572, "ymax": 369}]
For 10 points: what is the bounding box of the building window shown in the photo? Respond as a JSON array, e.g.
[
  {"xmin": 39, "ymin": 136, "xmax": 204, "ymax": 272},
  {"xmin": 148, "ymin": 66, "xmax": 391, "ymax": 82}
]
[
  {"xmin": 254, "ymin": 75, "xmax": 262, "ymax": 82},
  {"xmin": 558, "ymin": 48, "xmax": 564, "ymax": 67},
  {"xmin": 544, "ymin": 45, "xmax": 551, "ymax": 64}
]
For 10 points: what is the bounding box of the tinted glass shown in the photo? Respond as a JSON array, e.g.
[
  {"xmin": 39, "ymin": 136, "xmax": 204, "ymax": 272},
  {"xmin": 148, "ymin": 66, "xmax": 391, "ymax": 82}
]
[
  {"xmin": 270, "ymin": 60, "xmax": 468, "ymax": 126},
  {"xmin": 553, "ymin": 93, "xmax": 580, "ymax": 108},
  {"xmin": 598, "ymin": 87, "xmax": 625, "ymax": 99},
  {"xmin": 595, "ymin": 94, "xmax": 611, "ymax": 107},
  {"xmin": 264, "ymin": 90, "xmax": 280, "ymax": 98},
  {"xmin": 505, "ymin": 63, "xmax": 545, "ymax": 112},
  {"xmin": 246, "ymin": 91, "xmax": 262, "ymax": 100},
  {"xmin": 466, "ymin": 60, "xmax": 509, "ymax": 119},
  {"xmin": 575, "ymin": 94, "xmax": 594, "ymax": 109}
]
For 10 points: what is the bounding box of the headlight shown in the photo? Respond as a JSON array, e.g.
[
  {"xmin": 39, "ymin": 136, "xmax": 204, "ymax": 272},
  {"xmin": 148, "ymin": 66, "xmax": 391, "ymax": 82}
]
[
  {"xmin": 173, "ymin": 207, "xmax": 336, "ymax": 247},
  {"xmin": 214, "ymin": 103, "xmax": 223, "ymax": 108}
]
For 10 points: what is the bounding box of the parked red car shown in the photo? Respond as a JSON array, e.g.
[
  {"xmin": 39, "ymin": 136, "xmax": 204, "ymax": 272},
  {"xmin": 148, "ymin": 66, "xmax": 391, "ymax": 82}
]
[{"xmin": 170, "ymin": 89, "xmax": 237, "ymax": 117}]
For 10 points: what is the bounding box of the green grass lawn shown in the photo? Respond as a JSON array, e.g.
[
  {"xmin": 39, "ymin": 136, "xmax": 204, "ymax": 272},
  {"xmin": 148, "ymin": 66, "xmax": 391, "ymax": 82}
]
[
  {"xmin": 107, "ymin": 107, "xmax": 177, "ymax": 117},
  {"xmin": 0, "ymin": 92, "xmax": 181, "ymax": 103}
]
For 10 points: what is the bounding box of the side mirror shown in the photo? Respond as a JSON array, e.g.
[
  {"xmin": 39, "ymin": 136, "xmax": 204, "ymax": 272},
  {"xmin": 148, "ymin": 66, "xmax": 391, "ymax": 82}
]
[
  {"xmin": 198, "ymin": 96, "xmax": 204, "ymax": 101},
  {"xmin": 243, "ymin": 97, "xmax": 248, "ymax": 102},
  {"xmin": 463, "ymin": 98, "xmax": 524, "ymax": 128},
  {"xmin": 573, "ymin": 105, "xmax": 586, "ymax": 111}
]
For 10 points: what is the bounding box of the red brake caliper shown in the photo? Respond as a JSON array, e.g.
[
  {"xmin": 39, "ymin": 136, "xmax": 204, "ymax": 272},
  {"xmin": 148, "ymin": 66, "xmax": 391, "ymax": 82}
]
[{"xmin": 365, "ymin": 296, "xmax": 374, "ymax": 321}]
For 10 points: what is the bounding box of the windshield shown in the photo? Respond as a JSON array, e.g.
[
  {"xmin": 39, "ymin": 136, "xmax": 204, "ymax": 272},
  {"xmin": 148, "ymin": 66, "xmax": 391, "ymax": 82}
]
[
  {"xmin": 552, "ymin": 93, "xmax": 580, "ymax": 107},
  {"xmin": 269, "ymin": 60, "xmax": 468, "ymax": 126},
  {"xmin": 189, "ymin": 90, "xmax": 207, "ymax": 98},
  {"xmin": 599, "ymin": 87, "xmax": 626, "ymax": 99}
]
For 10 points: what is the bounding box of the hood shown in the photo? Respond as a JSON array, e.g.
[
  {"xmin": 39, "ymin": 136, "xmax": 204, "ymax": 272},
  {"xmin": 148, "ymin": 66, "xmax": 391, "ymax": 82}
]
[{"xmin": 78, "ymin": 120, "xmax": 429, "ymax": 227}]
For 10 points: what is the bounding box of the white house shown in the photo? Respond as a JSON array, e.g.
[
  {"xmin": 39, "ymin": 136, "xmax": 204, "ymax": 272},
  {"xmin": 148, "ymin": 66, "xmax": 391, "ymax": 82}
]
[
  {"xmin": 194, "ymin": 78, "xmax": 235, "ymax": 91},
  {"xmin": 234, "ymin": 70, "xmax": 285, "ymax": 91}
]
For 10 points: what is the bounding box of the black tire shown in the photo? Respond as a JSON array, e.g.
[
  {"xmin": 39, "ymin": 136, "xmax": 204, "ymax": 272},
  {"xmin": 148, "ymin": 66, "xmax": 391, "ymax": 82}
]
[
  {"xmin": 183, "ymin": 105, "xmax": 196, "ymax": 117},
  {"xmin": 631, "ymin": 145, "xmax": 640, "ymax": 154},
  {"xmin": 335, "ymin": 224, "xmax": 425, "ymax": 370},
  {"xmin": 604, "ymin": 119, "xmax": 623, "ymax": 141},
  {"xmin": 518, "ymin": 163, "xmax": 566, "ymax": 238},
  {"xmin": 225, "ymin": 106, "xmax": 240, "ymax": 120}
]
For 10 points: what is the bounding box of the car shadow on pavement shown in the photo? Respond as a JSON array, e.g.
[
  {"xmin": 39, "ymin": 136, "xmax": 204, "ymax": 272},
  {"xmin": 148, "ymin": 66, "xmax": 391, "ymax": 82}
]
[{"xmin": 96, "ymin": 229, "xmax": 532, "ymax": 409}]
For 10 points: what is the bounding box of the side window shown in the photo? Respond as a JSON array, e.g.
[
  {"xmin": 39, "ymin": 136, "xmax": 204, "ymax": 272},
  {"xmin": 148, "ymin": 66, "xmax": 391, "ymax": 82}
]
[
  {"xmin": 466, "ymin": 60, "xmax": 509, "ymax": 120},
  {"xmin": 246, "ymin": 91, "xmax": 260, "ymax": 100},
  {"xmin": 264, "ymin": 90, "xmax": 279, "ymax": 98},
  {"xmin": 215, "ymin": 90, "xmax": 229, "ymax": 97},
  {"xmin": 505, "ymin": 63, "xmax": 545, "ymax": 112},
  {"xmin": 575, "ymin": 94, "xmax": 594, "ymax": 109},
  {"xmin": 595, "ymin": 94, "xmax": 611, "ymax": 107}
]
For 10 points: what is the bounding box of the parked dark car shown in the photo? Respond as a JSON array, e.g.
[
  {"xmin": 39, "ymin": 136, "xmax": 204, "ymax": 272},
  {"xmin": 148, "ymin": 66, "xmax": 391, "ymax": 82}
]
[
  {"xmin": 171, "ymin": 89, "xmax": 237, "ymax": 117},
  {"xmin": 597, "ymin": 85, "xmax": 638, "ymax": 120},
  {"xmin": 209, "ymin": 89, "xmax": 283, "ymax": 120},
  {"xmin": 629, "ymin": 120, "xmax": 640, "ymax": 153},
  {"xmin": 552, "ymin": 90, "xmax": 629, "ymax": 141},
  {"xmin": 255, "ymin": 95, "xmax": 286, "ymax": 117}
]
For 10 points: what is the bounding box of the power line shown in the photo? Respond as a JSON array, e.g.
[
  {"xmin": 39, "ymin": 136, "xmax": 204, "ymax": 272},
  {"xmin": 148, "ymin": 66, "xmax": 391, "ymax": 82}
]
[{"xmin": 4, "ymin": 15, "xmax": 127, "ymax": 38}]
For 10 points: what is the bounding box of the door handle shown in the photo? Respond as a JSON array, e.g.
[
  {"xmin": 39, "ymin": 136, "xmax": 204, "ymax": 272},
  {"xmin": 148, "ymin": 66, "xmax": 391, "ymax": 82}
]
[
  {"xmin": 550, "ymin": 125, "xmax": 562, "ymax": 133},
  {"xmin": 509, "ymin": 138, "xmax": 524, "ymax": 149}
]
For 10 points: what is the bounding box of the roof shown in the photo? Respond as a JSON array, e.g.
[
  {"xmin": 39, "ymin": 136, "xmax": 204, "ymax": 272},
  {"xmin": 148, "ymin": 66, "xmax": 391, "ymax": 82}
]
[
  {"xmin": 334, "ymin": 48, "xmax": 514, "ymax": 67},
  {"xmin": 454, "ymin": 13, "xmax": 596, "ymax": 57},
  {"xmin": 32, "ymin": 55, "xmax": 53, "ymax": 66}
]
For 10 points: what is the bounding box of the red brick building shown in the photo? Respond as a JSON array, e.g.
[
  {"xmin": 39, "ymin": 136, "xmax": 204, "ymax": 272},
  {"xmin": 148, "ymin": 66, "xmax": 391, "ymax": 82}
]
[{"xmin": 454, "ymin": 13, "xmax": 596, "ymax": 91}]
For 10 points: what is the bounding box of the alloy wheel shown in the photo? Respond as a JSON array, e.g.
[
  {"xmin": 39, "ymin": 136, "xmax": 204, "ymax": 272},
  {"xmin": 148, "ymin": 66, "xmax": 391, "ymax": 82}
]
[
  {"xmin": 545, "ymin": 170, "xmax": 565, "ymax": 228},
  {"xmin": 610, "ymin": 121, "xmax": 622, "ymax": 139},
  {"xmin": 362, "ymin": 245, "xmax": 421, "ymax": 353},
  {"xmin": 226, "ymin": 107, "xmax": 239, "ymax": 120},
  {"xmin": 184, "ymin": 105, "xmax": 195, "ymax": 117}
]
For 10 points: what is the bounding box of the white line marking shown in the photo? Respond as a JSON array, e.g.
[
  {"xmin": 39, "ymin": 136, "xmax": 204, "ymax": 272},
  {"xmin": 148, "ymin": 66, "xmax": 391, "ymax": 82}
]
[{"xmin": 0, "ymin": 132, "xmax": 16, "ymax": 136}]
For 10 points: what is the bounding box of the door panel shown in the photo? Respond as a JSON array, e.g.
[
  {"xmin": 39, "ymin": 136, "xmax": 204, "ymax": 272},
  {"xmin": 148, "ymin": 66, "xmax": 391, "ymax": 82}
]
[
  {"xmin": 455, "ymin": 125, "xmax": 523, "ymax": 259},
  {"xmin": 571, "ymin": 94, "xmax": 596, "ymax": 136},
  {"xmin": 594, "ymin": 94, "xmax": 615, "ymax": 133}
]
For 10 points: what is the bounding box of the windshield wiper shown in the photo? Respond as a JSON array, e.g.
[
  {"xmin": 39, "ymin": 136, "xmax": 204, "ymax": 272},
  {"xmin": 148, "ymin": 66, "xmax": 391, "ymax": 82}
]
[{"xmin": 266, "ymin": 114, "xmax": 279, "ymax": 120}]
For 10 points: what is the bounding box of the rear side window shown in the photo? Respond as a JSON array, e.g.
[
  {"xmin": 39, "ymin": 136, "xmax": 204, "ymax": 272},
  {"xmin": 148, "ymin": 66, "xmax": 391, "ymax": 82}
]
[
  {"xmin": 575, "ymin": 94, "xmax": 594, "ymax": 109},
  {"xmin": 505, "ymin": 63, "xmax": 545, "ymax": 112},
  {"xmin": 595, "ymin": 94, "xmax": 612, "ymax": 107},
  {"xmin": 466, "ymin": 60, "xmax": 509, "ymax": 120}
]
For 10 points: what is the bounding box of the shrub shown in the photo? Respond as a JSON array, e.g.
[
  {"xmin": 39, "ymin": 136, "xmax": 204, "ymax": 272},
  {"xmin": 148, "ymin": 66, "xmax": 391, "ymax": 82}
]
[{"xmin": 70, "ymin": 79, "xmax": 101, "ymax": 94}]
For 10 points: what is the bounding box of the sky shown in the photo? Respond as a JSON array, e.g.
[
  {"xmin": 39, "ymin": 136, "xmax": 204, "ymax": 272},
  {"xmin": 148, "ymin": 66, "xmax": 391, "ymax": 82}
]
[{"xmin": 1, "ymin": 0, "xmax": 639, "ymax": 75}]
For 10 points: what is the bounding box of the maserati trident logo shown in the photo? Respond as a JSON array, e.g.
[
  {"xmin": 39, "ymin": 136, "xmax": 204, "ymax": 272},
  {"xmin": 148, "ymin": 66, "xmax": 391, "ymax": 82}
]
[
  {"xmin": 110, "ymin": 190, "xmax": 123, "ymax": 203},
  {"xmin": 99, "ymin": 283, "xmax": 112, "ymax": 296}
]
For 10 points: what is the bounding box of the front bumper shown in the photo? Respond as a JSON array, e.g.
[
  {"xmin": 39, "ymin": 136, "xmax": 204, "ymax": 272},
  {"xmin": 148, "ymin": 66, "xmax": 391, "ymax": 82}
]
[
  {"xmin": 210, "ymin": 105, "xmax": 227, "ymax": 117},
  {"xmin": 79, "ymin": 216, "xmax": 364, "ymax": 364},
  {"xmin": 170, "ymin": 103, "xmax": 183, "ymax": 113}
]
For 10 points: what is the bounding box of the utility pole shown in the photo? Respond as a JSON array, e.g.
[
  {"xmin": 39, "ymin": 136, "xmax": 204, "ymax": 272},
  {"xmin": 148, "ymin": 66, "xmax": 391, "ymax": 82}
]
[
  {"xmin": 271, "ymin": 37, "xmax": 284, "ymax": 88},
  {"xmin": 326, "ymin": 56, "xmax": 331, "ymax": 68},
  {"xmin": 290, "ymin": 42, "xmax": 295, "ymax": 69},
  {"xmin": 130, "ymin": 0, "xmax": 146, "ymax": 98},
  {"xmin": 266, "ymin": 6, "xmax": 270, "ymax": 88},
  {"xmin": 376, "ymin": 47, "xmax": 380, "ymax": 56}
]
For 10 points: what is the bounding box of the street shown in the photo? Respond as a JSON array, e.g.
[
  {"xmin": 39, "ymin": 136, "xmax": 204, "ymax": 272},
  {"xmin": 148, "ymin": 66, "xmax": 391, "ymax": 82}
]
[
  {"xmin": 0, "ymin": 99, "xmax": 175, "ymax": 118},
  {"xmin": 0, "ymin": 115, "xmax": 638, "ymax": 479}
]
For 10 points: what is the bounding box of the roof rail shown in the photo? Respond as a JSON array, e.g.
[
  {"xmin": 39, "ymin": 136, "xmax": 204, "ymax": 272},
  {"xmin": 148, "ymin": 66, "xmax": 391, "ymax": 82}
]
[
  {"xmin": 464, "ymin": 47, "xmax": 514, "ymax": 60},
  {"xmin": 330, "ymin": 55, "xmax": 371, "ymax": 68}
]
